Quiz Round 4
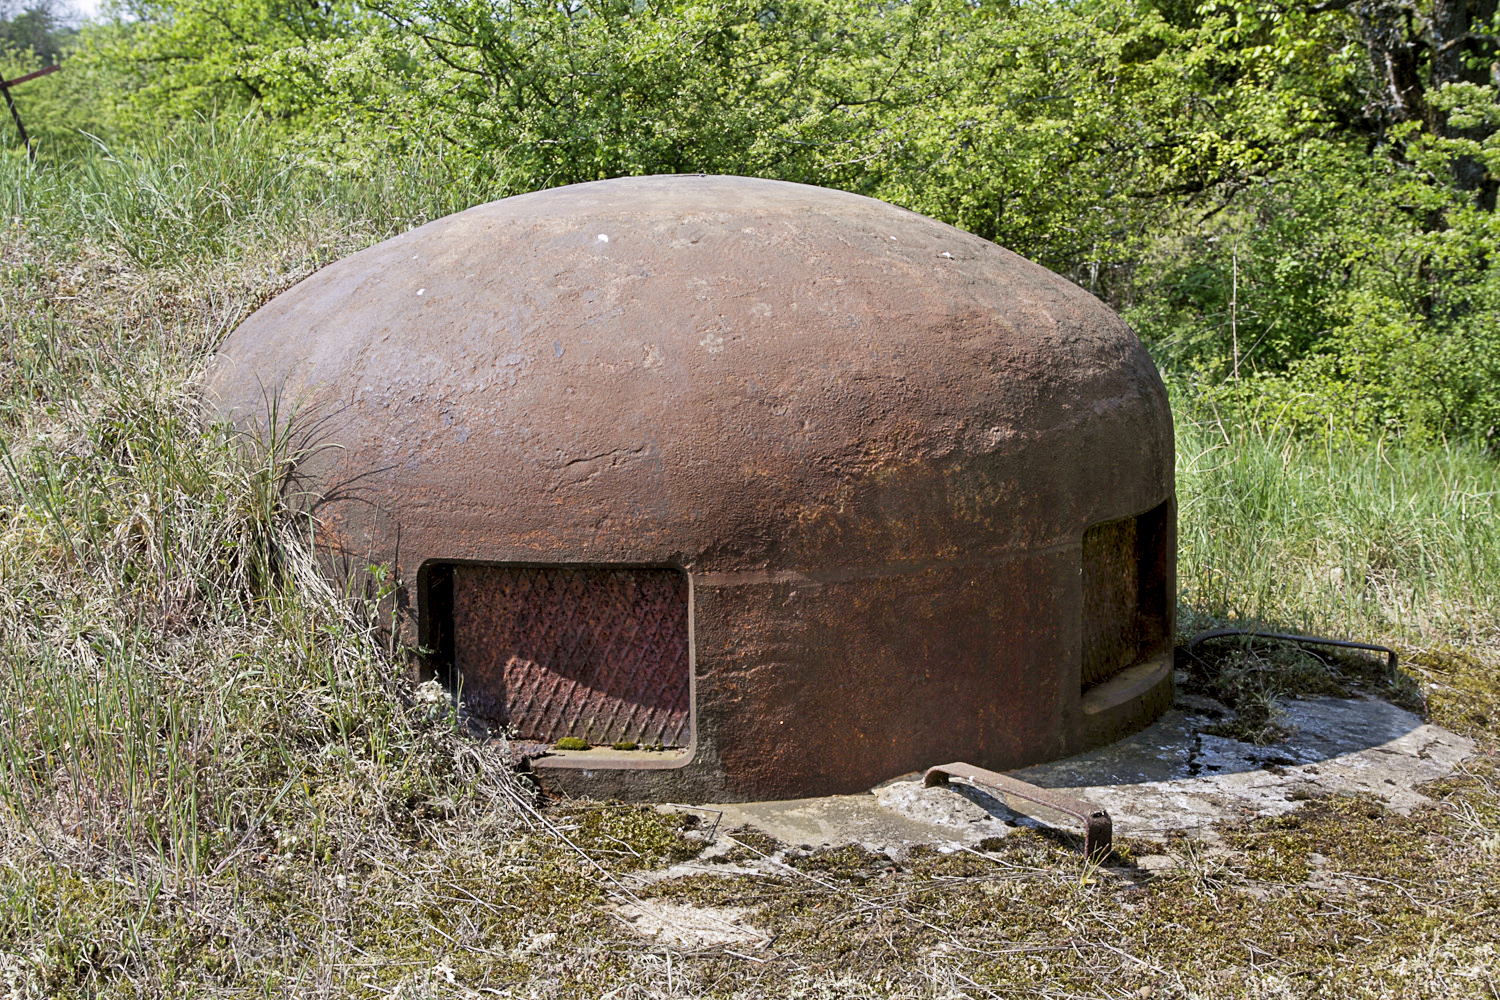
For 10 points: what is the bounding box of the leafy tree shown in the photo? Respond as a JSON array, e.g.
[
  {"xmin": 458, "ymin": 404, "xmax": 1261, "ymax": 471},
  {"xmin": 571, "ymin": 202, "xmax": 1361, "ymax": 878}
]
[
  {"xmin": 96, "ymin": 0, "xmax": 357, "ymax": 123},
  {"xmin": 0, "ymin": 0, "xmax": 74, "ymax": 64},
  {"xmin": 70, "ymin": 0, "xmax": 1500, "ymax": 437},
  {"xmin": 0, "ymin": 0, "xmax": 113, "ymax": 157}
]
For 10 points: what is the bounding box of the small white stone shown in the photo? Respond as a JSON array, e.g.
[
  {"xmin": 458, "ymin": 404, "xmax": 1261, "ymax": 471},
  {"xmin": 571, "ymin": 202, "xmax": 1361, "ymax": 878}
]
[
  {"xmin": 416, "ymin": 288, "xmax": 425, "ymax": 296},
  {"xmin": 597, "ymin": 233, "xmax": 610, "ymax": 242}
]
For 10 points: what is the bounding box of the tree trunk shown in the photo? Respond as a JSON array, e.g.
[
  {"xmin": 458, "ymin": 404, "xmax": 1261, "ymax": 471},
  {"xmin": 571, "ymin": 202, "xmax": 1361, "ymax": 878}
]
[
  {"xmin": 1354, "ymin": 0, "xmax": 1500, "ymax": 206},
  {"xmin": 1432, "ymin": 0, "xmax": 1500, "ymax": 206},
  {"xmin": 1355, "ymin": 0, "xmax": 1429, "ymax": 129}
]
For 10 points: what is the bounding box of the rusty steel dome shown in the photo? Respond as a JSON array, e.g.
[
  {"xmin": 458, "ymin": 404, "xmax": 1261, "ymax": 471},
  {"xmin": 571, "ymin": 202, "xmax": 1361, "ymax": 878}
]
[{"xmin": 207, "ymin": 175, "xmax": 1176, "ymax": 802}]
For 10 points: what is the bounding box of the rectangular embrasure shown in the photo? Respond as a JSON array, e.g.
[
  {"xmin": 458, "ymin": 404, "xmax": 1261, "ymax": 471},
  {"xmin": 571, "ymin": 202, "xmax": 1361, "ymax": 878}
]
[
  {"xmin": 444, "ymin": 564, "xmax": 691, "ymax": 747},
  {"xmin": 1081, "ymin": 500, "xmax": 1171, "ymax": 690}
]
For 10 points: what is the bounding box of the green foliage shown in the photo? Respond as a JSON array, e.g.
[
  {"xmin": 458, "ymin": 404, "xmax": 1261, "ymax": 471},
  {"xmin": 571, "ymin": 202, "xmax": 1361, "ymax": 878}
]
[
  {"xmin": 1126, "ymin": 80, "xmax": 1500, "ymax": 440},
  {"xmin": 0, "ymin": 40, "xmax": 123, "ymax": 159},
  {"xmin": 89, "ymin": 0, "xmax": 1374, "ymax": 281},
  {"xmin": 883, "ymin": 0, "xmax": 1365, "ymax": 272},
  {"xmin": 0, "ymin": 0, "xmax": 72, "ymax": 63},
  {"xmin": 22, "ymin": 0, "xmax": 1500, "ymax": 436},
  {"xmin": 102, "ymin": 0, "xmax": 353, "ymax": 118}
]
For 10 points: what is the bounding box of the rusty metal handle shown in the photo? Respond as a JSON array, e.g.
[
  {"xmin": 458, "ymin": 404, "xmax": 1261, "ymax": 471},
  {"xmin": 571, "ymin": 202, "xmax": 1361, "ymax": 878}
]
[
  {"xmin": 924, "ymin": 762, "xmax": 1112, "ymax": 858},
  {"xmin": 1186, "ymin": 628, "xmax": 1398, "ymax": 673}
]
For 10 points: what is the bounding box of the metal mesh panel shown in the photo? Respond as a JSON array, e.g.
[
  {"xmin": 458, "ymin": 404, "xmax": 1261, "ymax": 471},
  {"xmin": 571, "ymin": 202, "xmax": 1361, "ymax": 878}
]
[{"xmin": 450, "ymin": 565, "xmax": 690, "ymax": 746}]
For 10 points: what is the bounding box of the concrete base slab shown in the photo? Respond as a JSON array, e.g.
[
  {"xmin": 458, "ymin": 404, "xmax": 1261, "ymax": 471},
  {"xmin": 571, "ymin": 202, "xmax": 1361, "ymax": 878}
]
[
  {"xmin": 1011, "ymin": 695, "xmax": 1474, "ymax": 834},
  {"xmin": 665, "ymin": 693, "xmax": 1475, "ymax": 857}
]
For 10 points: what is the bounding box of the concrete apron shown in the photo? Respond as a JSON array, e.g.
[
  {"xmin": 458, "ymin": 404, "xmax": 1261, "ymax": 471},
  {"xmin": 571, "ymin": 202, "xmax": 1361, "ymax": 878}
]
[{"xmin": 641, "ymin": 683, "xmax": 1474, "ymax": 863}]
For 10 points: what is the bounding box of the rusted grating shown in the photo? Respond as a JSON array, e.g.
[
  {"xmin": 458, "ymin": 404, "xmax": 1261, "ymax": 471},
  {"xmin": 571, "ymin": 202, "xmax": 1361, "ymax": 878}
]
[{"xmin": 449, "ymin": 564, "xmax": 690, "ymax": 746}]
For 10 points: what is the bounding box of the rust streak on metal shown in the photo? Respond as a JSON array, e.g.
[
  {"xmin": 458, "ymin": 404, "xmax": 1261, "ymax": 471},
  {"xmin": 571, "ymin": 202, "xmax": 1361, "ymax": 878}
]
[{"xmin": 924, "ymin": 761, "xmax": 1113, "ymax": 858}]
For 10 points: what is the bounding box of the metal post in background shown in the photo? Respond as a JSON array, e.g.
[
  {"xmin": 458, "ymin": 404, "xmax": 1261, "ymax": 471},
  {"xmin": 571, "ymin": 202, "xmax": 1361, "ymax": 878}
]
[{"xmin": 1, "ymin": 64, "xmax": 60, "ymax": 162}]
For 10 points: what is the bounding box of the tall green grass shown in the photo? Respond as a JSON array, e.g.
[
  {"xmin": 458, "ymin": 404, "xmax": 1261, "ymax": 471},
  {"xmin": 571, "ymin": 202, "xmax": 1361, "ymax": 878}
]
[
  {"xmin": 1, "ymin": 114, "xmax": 499, "ymax": 268},
  {"xmin": 1175, "ymin": 393, "xmax": 1500, "ymax": 650}
]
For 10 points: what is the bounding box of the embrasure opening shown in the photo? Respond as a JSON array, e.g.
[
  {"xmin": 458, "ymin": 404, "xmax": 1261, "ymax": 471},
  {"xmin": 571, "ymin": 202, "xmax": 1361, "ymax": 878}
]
[
  {"xmin": 1081, "ymin": 499, "xmax": 1172, "ymax": 692},
  {"xmin": 421, "ymin": 563, "xmax": 691, "ymax": 747}
]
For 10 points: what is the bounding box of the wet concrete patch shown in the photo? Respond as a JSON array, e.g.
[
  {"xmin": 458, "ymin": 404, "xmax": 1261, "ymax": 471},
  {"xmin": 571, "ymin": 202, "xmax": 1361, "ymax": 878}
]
[{"xmin": 1012, "ymin": 694, "xmax": 1473, "ymax": 833}]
